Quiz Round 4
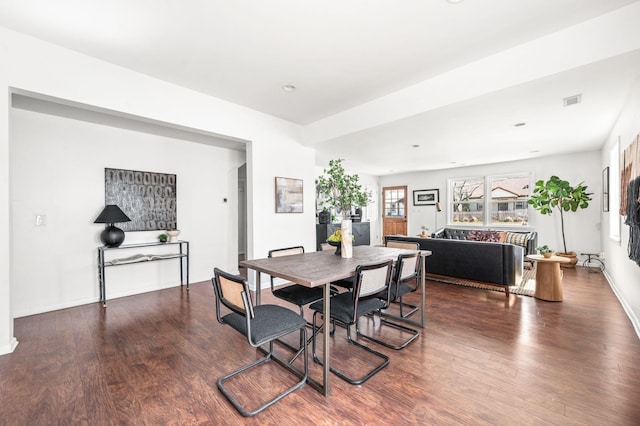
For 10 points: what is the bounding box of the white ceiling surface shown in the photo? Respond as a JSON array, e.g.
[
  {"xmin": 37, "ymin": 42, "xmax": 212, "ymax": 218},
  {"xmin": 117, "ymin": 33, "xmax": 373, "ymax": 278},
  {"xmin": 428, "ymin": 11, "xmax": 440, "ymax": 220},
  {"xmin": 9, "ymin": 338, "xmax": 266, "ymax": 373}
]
[{"xmin": 1, "ymin": 0, "xmax": 640, "ymax": 175}]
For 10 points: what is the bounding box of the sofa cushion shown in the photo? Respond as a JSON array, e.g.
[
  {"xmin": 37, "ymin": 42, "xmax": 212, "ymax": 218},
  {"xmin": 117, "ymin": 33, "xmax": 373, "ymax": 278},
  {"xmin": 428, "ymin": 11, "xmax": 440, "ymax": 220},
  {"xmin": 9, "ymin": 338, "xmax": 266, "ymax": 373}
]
[
  {"xmin": 504, "ymin": 231, "xmax": 531, "ymax": 248},
  {"xmin": 466, "ymin": 230, "xmax": 501, "ymax": 242}
]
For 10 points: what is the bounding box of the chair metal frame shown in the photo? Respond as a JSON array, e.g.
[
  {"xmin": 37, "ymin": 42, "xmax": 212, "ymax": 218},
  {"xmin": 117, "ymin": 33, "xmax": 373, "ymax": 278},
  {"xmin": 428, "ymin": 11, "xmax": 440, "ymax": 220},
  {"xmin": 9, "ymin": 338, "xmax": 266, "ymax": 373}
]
[
  {"xmin": 212, "ymin": 267, "xmax": 308, "ymax": 417},
  {"xmin": 310, "ymin": 260, "xmax": 393, "ymax": 385},
  {"xmin": 268, "ymin": 246, "xmax": 326, "ymax": 357},
  {"xmin": 383, "ymin": 241, "xmax": 421, "ymax": 319},
  {"xmin": 357, "ymin": 251, "xmax": 421, "ymax": 350}
]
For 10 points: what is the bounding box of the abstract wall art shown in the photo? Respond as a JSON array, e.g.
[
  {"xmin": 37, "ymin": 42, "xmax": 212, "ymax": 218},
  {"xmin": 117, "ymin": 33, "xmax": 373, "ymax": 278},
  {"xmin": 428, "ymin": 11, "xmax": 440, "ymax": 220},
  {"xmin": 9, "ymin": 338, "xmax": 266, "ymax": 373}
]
[{"xmin": 104, "ymin": 168, "xmax": 177, "ymax": 231}]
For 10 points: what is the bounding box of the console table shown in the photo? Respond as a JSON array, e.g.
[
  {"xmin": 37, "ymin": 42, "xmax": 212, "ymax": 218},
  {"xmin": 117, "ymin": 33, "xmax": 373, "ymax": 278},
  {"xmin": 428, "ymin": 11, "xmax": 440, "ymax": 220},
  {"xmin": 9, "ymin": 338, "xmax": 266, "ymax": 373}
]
[{"xmin": 97, "ymin": 240, "xmax": 189, "ymax": 306}]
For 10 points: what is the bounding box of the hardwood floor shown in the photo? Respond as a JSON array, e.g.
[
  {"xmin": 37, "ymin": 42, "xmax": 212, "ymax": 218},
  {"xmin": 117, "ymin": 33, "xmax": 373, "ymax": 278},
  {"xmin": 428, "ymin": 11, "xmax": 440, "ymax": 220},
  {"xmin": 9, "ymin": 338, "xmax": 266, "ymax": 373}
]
[{"xmin": 1, "ymin": 267, "xmax": 639, "ymax": 425}]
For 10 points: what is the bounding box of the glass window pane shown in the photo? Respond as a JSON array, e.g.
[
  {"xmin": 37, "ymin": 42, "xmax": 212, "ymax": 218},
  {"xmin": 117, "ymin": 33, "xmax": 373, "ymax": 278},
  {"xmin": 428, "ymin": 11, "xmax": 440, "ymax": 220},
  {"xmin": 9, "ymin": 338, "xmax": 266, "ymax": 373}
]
[{"xmin": 489, "ymin": 174, "xmax": 530, "ymax": 225}]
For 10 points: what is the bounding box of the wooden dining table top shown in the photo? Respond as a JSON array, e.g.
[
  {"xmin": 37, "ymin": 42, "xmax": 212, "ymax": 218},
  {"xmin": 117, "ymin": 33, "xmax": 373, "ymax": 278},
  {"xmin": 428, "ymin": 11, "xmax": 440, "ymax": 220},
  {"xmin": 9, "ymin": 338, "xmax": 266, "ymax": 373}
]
[{"xmin": 240, "ymin": 245, "xmax": 430, "ymax": 287}]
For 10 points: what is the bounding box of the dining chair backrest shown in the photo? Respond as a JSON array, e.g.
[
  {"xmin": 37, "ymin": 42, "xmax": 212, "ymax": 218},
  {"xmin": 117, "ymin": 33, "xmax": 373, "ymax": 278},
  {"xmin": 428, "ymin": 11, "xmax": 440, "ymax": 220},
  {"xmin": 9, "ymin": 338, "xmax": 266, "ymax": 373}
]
[
  {"xmin": 386, "ymin": 240, "xmax": 420, "ymax": 250},
  {"xmin": 212, "ymin": 267, "xmax": 254, "ymax": 320},
  {"xmin": 396, "ymin": 252, "xmax": 420, "ymax": 282},
  {"xmin": 354, "ymin": 260, "xmax": 393, "ymax": 299},
  {"xmin": 269, "ymin": 246, "xmax": 304, "ymax": 258}
]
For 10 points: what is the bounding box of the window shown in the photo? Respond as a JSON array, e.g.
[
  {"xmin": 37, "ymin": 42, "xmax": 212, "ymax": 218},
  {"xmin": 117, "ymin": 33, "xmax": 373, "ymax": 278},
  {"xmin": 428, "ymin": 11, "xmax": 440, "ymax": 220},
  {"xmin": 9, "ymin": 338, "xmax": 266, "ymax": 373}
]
[
  {"xmin": 384, "ymin": 187, "xmax": 405, "ymax": 218},
  {"xmin": 450, "ymin": 177, "xmax": 484, "ymax": 224},
  {"xmin": 448, "ymin": 173, "xmax": 531, "ymax": 226}
]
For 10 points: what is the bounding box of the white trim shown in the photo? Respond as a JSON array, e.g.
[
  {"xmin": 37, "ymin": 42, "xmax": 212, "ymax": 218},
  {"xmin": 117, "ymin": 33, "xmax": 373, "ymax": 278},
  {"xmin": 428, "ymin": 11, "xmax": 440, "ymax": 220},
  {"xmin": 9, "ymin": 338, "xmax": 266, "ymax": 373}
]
[
  {"xmin": 0, "ymin": 337, "xmax": 18, "ymax": 355},
  {"xmin": 605, "ymin": 269, "xmax": 640, "ymax": 340}
]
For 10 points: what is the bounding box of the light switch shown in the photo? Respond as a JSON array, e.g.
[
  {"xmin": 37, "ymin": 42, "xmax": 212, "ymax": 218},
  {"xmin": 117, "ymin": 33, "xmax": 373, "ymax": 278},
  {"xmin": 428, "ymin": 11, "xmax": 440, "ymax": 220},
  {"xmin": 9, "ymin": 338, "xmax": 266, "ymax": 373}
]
[{"xmin": 35, "ymin": 215, "xmax": 46, "ymax": 226}]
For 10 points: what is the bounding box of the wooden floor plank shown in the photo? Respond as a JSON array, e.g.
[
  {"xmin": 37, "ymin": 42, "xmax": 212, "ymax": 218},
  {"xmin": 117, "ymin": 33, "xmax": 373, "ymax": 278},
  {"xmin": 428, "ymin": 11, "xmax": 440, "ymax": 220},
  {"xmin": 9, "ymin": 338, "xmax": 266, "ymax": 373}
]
[{"xmin": 1, "ymin": 266, "xmax": 639, "ymax": 424}]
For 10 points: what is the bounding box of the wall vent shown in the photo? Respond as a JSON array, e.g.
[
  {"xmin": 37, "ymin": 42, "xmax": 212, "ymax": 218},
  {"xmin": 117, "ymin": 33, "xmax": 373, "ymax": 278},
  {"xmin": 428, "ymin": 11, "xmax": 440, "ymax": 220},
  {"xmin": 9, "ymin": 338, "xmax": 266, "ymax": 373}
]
[{"xmin": 563, "ymin": 94, "xmax": 582, "ymax": 107}]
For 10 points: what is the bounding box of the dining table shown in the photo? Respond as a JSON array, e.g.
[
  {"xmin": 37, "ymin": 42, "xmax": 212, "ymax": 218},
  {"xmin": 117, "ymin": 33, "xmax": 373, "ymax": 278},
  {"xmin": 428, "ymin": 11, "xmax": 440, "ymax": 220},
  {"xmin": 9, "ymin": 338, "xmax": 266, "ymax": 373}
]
[{"xmin": 240, "ymin": 244, "xmax": 431, "ymax": 396}]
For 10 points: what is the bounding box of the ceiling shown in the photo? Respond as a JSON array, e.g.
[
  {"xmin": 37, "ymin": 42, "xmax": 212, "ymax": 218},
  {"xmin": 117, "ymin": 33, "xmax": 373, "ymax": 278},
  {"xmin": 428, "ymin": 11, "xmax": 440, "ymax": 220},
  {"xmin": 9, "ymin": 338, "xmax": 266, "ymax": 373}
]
[{"xmin": 2, "ymin": 0, "xmax": 640, "ymax": 175}]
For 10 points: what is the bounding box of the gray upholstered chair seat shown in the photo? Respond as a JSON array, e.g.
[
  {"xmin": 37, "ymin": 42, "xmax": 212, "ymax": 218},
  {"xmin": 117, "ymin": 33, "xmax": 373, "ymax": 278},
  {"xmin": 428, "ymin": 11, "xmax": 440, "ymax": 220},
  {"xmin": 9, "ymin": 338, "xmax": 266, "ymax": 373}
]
[
  {"xmin": 310, "ymin": 292, "xmax": 385, "ymax": 325},
  {"xmin": 272, "ymin": 285, "xmax": 325, "ymax": 307},
  {"xmin": 222, "ymin": 305, "xmax": 307, "ymax": 347}
]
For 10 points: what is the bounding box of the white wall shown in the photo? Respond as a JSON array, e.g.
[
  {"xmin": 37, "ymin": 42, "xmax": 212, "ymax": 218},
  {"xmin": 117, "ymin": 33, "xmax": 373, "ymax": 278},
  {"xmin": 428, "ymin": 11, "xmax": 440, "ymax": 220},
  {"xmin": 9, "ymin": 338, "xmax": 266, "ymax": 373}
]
[
  {"xmin": 601, "ymin": 77, "xmax": 640, "ymax": 336},
  {"xmin": 0, "ymin": 26, "xmax": 317, "ymax": 354},
  {"xmin": 10, "ymin": 107, "xmax": 245, "ymax": 316},
  {"xmin": 378, "ymin": 151, "xmax": 603, "ymax": 258}
]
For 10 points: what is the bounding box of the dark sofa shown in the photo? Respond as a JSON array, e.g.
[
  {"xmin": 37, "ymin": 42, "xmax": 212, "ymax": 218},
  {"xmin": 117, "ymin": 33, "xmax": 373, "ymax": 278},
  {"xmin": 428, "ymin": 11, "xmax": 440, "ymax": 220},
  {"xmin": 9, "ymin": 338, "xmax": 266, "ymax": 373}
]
[{"xmin": 386, "ymin": 228, "xmax": 537, "ymax": 297}]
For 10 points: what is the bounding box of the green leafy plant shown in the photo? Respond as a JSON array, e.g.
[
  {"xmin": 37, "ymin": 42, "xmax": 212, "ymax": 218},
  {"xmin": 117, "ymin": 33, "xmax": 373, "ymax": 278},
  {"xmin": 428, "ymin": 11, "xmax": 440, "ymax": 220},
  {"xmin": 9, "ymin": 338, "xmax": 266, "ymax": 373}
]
[
  {"xmin": 317, "ymin": 159, "xmax": 371, "ymax": 219},
  {"xmin": 528, "ymin": 176, "xmax": 592, "ymax": 253},
  {"xmin": 158, "ymin": 233, "xmax": 168, "ymax": 243},
  {"xmin": 536, "ymin": 245, "xmax": 552, "ymax": 253}
]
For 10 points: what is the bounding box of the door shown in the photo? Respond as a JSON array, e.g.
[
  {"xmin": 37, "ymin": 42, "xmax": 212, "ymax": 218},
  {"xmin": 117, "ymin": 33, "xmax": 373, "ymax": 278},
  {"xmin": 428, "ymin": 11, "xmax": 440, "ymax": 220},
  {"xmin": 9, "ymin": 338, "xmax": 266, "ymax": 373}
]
[{"xmin": 382, "ymin": 186, "xmax": 408, "ymax": 236}]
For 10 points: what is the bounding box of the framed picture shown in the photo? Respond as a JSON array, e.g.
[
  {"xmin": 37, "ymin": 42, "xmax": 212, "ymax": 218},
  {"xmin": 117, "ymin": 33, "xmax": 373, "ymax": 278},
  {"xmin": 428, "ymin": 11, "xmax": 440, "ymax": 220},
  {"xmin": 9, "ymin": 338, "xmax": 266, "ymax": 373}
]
[
  {"xmin": 275, "ymin": 177, "xmax": 303, "ymax": 213},
  {"xmin": 104, "ymin": 168, "xmax": 177, "ymax": 231},
  {"xmin": 602, "ymin": 167, "xmax": 609, "ymax": 212},
  {"xmin": 413, "ymin": 189, "xmax": 439, "ymax": 206}
]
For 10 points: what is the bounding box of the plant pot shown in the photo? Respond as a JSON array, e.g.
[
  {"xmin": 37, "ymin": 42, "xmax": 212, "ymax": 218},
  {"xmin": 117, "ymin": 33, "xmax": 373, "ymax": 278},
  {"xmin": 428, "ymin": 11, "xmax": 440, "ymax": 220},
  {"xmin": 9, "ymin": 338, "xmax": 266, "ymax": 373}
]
[
  {"xmin": 542, "ymin": 252, "xmax": 553, "ymax": 258},
  {"xmin": 556, "ymin": 251, "xmax": 578, "ymax": 268}
]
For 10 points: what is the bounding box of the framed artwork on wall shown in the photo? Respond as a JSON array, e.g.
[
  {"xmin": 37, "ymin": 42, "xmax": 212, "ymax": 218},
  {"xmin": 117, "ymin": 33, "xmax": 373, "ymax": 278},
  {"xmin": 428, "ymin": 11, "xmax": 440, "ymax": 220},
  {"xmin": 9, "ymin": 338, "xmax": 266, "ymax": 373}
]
[
  {"xmin": 413, "ymin": 189, "xmax": 439, "ymax": 206},
  {"xmin": 275, "ymin": 177, "xmax": 303, "ymax": 213},
  {"xmin": 105, "ymin": 168, "xmax": 177, "ymax": 231}
]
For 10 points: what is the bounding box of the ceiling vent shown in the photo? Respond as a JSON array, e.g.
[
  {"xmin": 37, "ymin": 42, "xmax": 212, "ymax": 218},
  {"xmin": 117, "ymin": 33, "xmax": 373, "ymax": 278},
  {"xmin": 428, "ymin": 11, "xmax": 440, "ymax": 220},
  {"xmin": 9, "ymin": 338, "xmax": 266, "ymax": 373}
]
[{"xmin": 563, "ymin": 94, "xmax": 582, "ymax": 107}]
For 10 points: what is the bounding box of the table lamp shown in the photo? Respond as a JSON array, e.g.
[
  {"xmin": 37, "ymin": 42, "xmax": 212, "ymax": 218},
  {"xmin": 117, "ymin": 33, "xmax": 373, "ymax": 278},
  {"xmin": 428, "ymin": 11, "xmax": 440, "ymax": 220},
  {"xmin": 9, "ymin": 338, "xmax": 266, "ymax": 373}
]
[{"xmin": 94, "ymin": 205, "xmax": 131, "ymax": 247}]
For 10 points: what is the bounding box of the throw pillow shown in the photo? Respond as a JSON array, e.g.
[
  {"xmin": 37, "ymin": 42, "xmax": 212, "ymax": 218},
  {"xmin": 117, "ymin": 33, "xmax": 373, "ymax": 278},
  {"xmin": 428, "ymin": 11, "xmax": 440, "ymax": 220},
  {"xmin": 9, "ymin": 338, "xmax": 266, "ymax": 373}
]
[
  {"xmin": 466, "ymin": 230, "xmax": 501, "ymax": 242},
  {"xmin": 505, "ymin": 232, "xmax": 530, "ymax": 247},
  {"xmin": 498, "ymin": 232, "xmax": 507, "ymax": 243}
]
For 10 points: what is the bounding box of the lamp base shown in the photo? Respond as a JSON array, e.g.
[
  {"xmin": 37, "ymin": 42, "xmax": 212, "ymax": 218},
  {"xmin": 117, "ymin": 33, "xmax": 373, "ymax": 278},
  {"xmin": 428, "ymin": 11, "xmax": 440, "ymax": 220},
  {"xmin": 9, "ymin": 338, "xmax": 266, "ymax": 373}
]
[{"xmin": 100, "ymin": 225, "xmax": 125, "ymax": 247}]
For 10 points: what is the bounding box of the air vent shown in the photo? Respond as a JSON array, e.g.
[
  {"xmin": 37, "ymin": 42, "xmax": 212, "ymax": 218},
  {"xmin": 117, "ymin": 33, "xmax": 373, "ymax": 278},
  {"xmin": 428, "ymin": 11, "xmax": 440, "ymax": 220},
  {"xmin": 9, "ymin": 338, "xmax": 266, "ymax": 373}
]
[{"xmin": 563, "ymin": 94, "xmax": 582, "ymax": 107}]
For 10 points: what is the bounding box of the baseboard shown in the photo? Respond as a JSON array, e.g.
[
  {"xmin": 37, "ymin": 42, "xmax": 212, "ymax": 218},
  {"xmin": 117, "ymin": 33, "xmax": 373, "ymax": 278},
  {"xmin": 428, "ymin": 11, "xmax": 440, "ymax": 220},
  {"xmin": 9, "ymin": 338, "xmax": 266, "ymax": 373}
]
[
  {"xmin": 604, "ymin": 270, "xmax": 640, "ymax": 340},
  {"xmin": 0, "ymin": 337, "xmax": 19, "ymax": 356}
]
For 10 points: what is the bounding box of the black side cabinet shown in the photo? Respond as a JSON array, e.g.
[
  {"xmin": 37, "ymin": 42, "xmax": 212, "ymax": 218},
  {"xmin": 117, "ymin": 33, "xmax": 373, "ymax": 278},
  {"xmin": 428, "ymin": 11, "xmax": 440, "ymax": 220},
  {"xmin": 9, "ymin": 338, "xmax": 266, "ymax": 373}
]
[{"xmin": 316, "ymin": 222, "xmax": 371, "ymax": 251}]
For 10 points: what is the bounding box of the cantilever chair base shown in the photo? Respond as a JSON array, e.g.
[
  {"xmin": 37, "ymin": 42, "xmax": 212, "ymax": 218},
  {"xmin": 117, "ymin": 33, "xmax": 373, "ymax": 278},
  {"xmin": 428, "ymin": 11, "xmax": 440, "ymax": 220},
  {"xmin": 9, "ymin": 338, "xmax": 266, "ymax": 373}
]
[
  {"xmin": 311, "ymin": 311, "xmax": 389, "ymax": 386},
  {"xmin": 357, "ymin": 315, "xmax": 420, "ymax": 350},
  {"xmin": 217, "ymin": 338, "xmax": 307, "ymax": 417}
]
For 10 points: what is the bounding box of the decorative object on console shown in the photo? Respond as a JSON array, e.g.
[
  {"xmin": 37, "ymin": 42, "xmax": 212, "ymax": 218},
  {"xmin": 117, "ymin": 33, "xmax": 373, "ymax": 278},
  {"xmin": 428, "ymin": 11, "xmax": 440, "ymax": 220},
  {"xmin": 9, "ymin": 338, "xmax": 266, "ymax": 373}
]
[
  {"xmin": 420, "ymin": 226, "xmax": 429, "ymax": 237},
  {"xmin": 105, "ymin": 168, "xmax": 177, "ymax": 231},
  {"xmin": 167, "ymin": 229, "xmax": 181, "ymax": 242},
  {"xmin": 528, "ymin": 175, "xmax": 592, "ymax": 267},
  {"xmin": 158, "ymin": 233, "xmax": 168, "ymax": 243},
  {"xmin": 94, "ymin": 204, "xmax": 131, "ymax": 247}
]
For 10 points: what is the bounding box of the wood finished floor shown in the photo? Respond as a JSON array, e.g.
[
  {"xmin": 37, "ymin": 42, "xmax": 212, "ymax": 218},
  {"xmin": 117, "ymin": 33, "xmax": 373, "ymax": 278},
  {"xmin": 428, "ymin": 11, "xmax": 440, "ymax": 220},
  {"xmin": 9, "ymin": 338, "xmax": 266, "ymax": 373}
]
[{"xmin": 1, "ymin": 267, "xmax": 639, "ymax": 425}]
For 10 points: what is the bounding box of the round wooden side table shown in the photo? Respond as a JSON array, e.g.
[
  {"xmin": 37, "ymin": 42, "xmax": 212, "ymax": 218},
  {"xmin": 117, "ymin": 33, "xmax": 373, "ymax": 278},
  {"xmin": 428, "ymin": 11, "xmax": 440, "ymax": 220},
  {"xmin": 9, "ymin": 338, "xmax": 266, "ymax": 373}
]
[{"xmin": 526, "ymin": 254, "xmax": 571, "ymax": 301}]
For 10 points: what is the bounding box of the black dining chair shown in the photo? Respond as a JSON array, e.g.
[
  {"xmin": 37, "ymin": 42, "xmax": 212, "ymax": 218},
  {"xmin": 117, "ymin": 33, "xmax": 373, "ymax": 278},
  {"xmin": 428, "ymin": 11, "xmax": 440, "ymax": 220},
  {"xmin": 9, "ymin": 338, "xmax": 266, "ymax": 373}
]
[
  {"xmin": 211, "ymin": 267, "xmax": 308, "ymax": 417},
  {"xmin": 384, "ymin": 240, "xmax": 421, "ymax": 318},
  {"xmin": 268, "ymin": 246, "xmax": 326, "ymax": 353},
  {"xmin": 309, "ymin": 259, "xmax": 393, "ymax": 385},
  {"xmin": 358, "ymin": 251, "xmax": 421, "ymax": 350}
]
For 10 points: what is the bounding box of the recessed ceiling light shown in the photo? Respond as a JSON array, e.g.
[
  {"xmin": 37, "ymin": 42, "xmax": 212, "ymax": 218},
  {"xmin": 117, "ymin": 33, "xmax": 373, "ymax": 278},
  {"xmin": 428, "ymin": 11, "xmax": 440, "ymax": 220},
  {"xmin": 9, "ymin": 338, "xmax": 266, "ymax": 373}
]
[
  {"xmin": 514, "ymin": 122, "xmax": 526, "ymax": 127},
  {"xmin": 446, "ymin": 0, "xmax": 464, "ymax": 3},
  {"xmin": 529, "ymin": 150, "xmax": 540, "ymax": 154},
  {"xmin": 412, "ymin": 144, "xmax": 420, "ymax": 148},
  {"xmin": 282, "ymin": 84, "xmax": 296, "ymax": 92}
]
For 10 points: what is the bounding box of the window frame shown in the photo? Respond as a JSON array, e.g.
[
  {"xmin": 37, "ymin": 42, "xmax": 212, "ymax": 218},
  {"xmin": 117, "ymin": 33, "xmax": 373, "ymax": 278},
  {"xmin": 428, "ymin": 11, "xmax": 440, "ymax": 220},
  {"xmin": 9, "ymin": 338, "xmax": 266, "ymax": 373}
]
[{"xmin": 447, "ymin": 172, "xmax": 532, "ymax": 227}]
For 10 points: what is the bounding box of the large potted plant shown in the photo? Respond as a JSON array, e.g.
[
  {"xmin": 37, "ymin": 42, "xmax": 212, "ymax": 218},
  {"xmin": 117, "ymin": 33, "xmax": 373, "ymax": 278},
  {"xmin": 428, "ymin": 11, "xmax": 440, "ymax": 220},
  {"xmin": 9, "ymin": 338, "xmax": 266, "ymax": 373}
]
[
  {"xmin": 317, "ymin": 159, "xmax": 370, "ymax": 220},
  {"xmin": 528, "ymin": 175, "xmax": 592, "ymax": 267}
]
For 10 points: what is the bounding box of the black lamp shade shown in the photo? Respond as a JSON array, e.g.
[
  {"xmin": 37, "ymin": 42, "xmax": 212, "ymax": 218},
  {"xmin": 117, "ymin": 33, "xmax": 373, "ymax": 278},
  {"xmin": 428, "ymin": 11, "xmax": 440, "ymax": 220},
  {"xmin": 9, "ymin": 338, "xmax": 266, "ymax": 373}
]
[
  {"xmin": 94, "ymin": 205, "xmax": 131, "ymax": 247},
  {"xmin": 94, "ymin": 205, "xmax": 131, "ymax": 224}
]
